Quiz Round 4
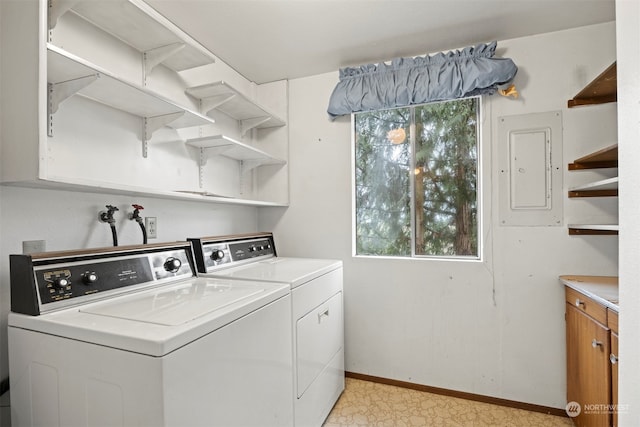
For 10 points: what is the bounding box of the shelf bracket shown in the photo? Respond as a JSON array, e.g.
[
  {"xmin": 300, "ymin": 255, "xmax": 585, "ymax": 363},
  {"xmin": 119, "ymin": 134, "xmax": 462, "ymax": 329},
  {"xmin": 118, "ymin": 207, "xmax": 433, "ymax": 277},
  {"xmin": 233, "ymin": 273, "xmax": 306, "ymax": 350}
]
[
  {"xmin": 200, "ymin": 93, "xmax": 236, "ymax": 115},
  {"xmin": 241, "ymin": 116, "xmax": 271, "ymax": 136},
  {"xmin": 198, "ymin": 147, "xmax": 209, "ymax": 167},
  {"xmin": 143, "ymin": 42, "xmax": 186, "ymax": 84},
  {"xmin": 240, "ymin": 159, "xmax": 269, "ymax": 196},
  {"xmin": 48, "ymin": 0, "xmax": 80, "ymax": 30},
  {"xmin": 241, "ymin": 158, "xmax": 285, "ymax": 175},
  {"xmin": 49, "ymin": 74, "xmax": 99, "ymax": 113},
  {"xmin": 142, "ymin": 112, "xmax": 185, "ymax": 158},
  {"xmin": 241, "ymin": 159, "xmax": 264, "ymax": 175},
  {"xmin": 239, "ymin": 160, "xmax": 249, "ymax": 196},
  {"xmin": 204, "ymin": 145, "xmax": 234, "ymax": 157},
  {"xmin": 48, "ymin": 74, "xmax": 99, "ymax": 136},
  {"xmin": 198, "ymin": 148, "xmax": 207, "ymax": 188}
]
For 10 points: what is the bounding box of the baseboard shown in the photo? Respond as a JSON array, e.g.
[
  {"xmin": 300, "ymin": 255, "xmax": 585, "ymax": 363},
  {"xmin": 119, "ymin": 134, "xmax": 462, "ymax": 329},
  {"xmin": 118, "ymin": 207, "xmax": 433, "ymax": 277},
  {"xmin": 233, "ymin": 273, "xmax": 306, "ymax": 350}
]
[{"xmin": 345, "ymin": 371, "xmax": 568, "ymax": 418}]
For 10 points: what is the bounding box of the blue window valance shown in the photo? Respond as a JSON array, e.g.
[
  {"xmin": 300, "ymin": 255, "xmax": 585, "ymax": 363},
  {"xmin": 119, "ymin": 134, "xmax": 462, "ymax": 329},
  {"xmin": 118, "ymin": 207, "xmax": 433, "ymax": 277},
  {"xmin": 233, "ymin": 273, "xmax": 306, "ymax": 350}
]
[{"xmin": 327, "ymin": 41, "xmax": 517, "ymax": 119}]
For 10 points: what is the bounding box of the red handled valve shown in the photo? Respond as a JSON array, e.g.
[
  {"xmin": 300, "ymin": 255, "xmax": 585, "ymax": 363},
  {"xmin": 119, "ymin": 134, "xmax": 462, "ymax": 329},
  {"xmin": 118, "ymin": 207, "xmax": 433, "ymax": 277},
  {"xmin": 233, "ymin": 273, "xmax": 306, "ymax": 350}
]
[{"xmin": 129, "ymin": 204, "xmax": 147, "ymax": 244}]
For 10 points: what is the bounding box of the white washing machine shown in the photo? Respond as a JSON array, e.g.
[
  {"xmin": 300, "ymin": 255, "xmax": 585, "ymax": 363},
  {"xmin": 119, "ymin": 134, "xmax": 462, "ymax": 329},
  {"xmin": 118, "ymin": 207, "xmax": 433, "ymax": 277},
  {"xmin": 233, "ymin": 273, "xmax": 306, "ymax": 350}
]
[
  {"xmin": 188, "ymin": 233, "xmax": 344, "ymax": 427},
  {"xmin": 8, "ymin": 241, "xmax": 293, "ymax": 427}
]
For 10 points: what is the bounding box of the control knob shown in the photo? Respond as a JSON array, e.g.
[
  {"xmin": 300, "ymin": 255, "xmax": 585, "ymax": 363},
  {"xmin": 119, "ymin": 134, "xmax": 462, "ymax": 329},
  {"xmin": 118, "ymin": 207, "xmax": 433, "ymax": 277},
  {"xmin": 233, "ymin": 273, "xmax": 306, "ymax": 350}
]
[
  {"xmin": 211, "ymin": 249, "xmax": 225, "ymax": 262},
  {"xmin": 52, "ymin": 277, "xmax": 69, "ymax": 289},
  {"xmin": 164, "ymin": 257, "xmax": 182, "ymax": 273},
  {"xmin": 82, "ymin": 271, "xmax": 98, "ymax": 285}
]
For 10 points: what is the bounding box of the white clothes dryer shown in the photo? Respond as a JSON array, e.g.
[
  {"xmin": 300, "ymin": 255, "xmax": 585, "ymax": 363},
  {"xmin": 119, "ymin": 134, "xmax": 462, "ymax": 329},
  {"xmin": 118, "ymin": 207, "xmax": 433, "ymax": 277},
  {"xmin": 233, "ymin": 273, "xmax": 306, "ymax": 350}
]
[
  {"xmin": 188, "ymin": 233, "xmax": 344, "ymax": 427},
  {"xmin": 8, "ymin": 242, "xmax": 293, "ymax": 427}
]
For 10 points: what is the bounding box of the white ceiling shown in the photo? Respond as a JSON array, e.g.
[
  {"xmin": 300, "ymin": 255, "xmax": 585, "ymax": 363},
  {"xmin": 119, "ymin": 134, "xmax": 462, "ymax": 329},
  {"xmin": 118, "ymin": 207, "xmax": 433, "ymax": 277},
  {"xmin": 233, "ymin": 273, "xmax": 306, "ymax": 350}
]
[{"xmin": 145, "ymin": 0, "xmax": 615, "ymax": 84}]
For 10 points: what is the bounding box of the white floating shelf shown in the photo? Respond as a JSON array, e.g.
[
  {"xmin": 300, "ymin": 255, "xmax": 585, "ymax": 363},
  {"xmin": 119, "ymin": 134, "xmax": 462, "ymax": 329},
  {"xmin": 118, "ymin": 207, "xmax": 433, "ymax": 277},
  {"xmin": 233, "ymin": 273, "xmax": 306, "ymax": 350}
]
[
  {"xmin": 11, "ymin": 177, "xmax": 287, "ymax": 207},
  {"xmin": 48, "ymin": 45, "xmax": 215, "ymax": 134},
  {"xmin": 49, "ymin": 0, "xmax": 215, "ymax": 72},
  {"xmin": 48, "ymin": 45, "xmax": 217, "ymax": 158},
  {"xmin": 568, "ymin": 177, "xmax": 618, "ymax": 198},
  {"xmin": 185, "ymin": 81, "xmax": 286, "ymax": 135},
  {"xmin": 569, "ymin": 177, "xmax": 618, "ymax": 192},
  {"xmin": 185, "ymin": 134, "xmax": 286, "ymax": 170},
  {"xmin": 568, "ymin": 224, "xmax": 619, "ymax": 231}
]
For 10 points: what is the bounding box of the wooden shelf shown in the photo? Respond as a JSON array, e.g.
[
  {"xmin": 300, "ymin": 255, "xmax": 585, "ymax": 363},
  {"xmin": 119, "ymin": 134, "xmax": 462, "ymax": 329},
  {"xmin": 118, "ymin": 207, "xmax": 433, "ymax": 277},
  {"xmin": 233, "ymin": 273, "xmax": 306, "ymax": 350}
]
[
  {"xmin": 567, "ymin": 61, "xmax": 618, "ymax": 234},
  {"xmin": 185, "ymin": 81, "xmax": 286, "ymax": 135},
  {"xmin": 568, "ymin": 144, "xmax": 618, "ymax": 170},
  {"xmin": 49, "ymin": 0, "xmax": 215, "ymax": 72},
  {"xmin": 568, "ymin": 62, "xmax": 617, "ymax": 108},
  {"xmin": 568, "ymin": 224, "xmax": 619, "ymax": 235},
  {"xmin": 568, "ymin": 177, "xmax": 618, "ymax": 198}
]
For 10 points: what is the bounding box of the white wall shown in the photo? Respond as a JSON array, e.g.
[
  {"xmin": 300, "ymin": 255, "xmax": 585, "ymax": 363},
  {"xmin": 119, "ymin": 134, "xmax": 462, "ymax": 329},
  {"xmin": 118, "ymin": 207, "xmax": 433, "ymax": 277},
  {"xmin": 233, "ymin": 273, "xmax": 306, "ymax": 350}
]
[
  {"xmin": 616, "ymin": 0, "xmax": 640, "ymax": 424},
  {"xmin": 261, "ymin": 21, "xmax": 618, "ymax": 409},
  {"xmin": 0, "ymin": 10, "xmax": 622, "ymax": 415},
  {"xmin": 0, "ymin": 186, "xmax": 258, "ymax": 383}
]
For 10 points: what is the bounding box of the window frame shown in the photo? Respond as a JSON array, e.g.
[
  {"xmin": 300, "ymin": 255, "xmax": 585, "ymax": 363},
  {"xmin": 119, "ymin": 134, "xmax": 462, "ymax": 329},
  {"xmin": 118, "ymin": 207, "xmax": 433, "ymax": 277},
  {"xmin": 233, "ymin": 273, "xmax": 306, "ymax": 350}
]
[{"xmin": 351, "ymin": 96, "xmax": 484, "ymax": 262}]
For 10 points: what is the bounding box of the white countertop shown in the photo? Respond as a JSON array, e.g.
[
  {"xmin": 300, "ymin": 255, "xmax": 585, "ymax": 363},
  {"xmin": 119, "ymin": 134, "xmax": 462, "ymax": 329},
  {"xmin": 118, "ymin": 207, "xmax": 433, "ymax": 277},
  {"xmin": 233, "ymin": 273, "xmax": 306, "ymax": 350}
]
[{"xmin": 560, "ymin": 275, "xmax": 619, "ymax": 312}]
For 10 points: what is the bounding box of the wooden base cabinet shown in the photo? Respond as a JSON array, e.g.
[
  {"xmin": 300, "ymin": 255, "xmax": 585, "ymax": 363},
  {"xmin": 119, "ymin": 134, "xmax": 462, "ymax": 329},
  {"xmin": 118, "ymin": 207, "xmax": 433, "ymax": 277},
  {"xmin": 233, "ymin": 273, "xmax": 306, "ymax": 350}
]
[
  {"xmin": 565, "ymin": 287, "xmax": 618, "ymax": 427},
  {"xmin": 608, "ymin": 310, "xmax": 619, "ymax": 427}
]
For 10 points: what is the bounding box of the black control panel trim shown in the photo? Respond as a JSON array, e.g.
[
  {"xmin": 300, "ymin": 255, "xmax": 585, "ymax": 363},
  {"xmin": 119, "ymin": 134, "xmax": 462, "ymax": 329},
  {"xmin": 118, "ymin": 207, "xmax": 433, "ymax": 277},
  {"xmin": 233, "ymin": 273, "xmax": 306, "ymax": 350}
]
[
  {"xmin": 10, "ymin": 255, "xmax": 40, "ymax": 316},
  {"xmin": 188, "ymin": 233, "xmax": 277, "ymax": 274},
  {"xmin": 10, "ymin": 243, "xmax": 198, "ymax": 315}
]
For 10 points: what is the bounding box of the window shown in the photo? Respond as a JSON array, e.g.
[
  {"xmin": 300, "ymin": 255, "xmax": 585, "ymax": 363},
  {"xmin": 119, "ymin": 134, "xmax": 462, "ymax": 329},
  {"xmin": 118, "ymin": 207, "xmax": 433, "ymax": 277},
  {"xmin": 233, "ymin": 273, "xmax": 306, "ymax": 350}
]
[{"xmin": 353, "ymin": 97, "xmax": 480, "ymax": 259}]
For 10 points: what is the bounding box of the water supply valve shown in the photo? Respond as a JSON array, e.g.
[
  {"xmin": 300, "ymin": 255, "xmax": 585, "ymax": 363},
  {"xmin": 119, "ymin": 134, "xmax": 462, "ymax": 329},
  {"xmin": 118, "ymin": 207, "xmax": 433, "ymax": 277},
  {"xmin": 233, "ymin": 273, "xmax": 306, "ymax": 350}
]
[
  {"xmin": 129, "ymin": 204, "xmax": 144, "ymax": 224},
  {"xmin": 99, "ymin": 205, "xmax": 119, "ymax": 247},
  {"xmin": 99, "ymin": 205, "xmax": 119, "ymax": 224},
  {"xmin": 129, "ymin": 204, "xmax": 148, "ymax": 244}
]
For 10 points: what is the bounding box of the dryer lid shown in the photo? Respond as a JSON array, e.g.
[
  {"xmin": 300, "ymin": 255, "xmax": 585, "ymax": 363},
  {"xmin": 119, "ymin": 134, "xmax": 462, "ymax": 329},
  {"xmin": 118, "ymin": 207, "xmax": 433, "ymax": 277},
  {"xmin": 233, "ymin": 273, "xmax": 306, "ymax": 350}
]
[{"xmin": 211, "ymin": 257, "xmax": 342, "ymax": 288}]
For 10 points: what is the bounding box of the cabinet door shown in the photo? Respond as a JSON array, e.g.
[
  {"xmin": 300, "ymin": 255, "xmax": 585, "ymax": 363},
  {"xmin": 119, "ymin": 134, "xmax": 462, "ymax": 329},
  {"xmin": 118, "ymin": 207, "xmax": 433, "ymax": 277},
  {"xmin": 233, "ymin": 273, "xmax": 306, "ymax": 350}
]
[
  {"xmin": 611, "ymin": 331, "xmax": 618, "ymax": 427},
  {"xmin": 566, "ymin": 303, "xmax": 611, "ymax": 427}
]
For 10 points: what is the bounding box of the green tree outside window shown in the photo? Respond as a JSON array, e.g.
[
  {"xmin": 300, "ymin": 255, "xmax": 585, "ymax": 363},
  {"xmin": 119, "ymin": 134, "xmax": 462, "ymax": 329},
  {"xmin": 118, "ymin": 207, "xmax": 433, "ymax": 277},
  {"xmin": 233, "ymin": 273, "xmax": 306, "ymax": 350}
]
[{"xmin": 354, "ymin": 97, "xmax": 479, "ymax": 258}]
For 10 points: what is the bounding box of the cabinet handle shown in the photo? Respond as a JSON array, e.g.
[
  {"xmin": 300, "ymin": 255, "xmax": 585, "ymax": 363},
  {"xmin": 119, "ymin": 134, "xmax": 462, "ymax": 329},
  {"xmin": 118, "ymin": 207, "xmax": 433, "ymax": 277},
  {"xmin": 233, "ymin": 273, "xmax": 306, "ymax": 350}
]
[
  {"xmin": 592, "ymin": 339, "xmax": 603, "ymax": 348},
  {"xmin": 610, "ymin": 353, "xmax": 618, "ymax": 364},
  {"xmin": 317, "ymin": 309, "xmax": 330, "ymax": 323},
  {"xmin": 575, "ymin": 298, "xmax": 585, "ymax": 308}
]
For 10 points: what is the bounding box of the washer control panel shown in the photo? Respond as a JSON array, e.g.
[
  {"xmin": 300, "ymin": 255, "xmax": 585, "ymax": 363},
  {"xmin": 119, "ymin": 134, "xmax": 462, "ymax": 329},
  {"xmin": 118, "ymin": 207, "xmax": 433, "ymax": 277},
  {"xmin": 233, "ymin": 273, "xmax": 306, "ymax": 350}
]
[
  {"xmin": 10, "ymin": 243, "xmax": 196, "ymax": 315},
  {"xmin": 189, "ymin": 234, "xmax": 276, "ymax": 273}
]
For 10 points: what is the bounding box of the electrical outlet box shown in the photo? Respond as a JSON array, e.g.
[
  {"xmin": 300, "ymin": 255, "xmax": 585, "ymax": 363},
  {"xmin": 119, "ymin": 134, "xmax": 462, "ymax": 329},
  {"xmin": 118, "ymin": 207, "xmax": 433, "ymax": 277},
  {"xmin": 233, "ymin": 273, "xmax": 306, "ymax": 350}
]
[
  {"xmin": 145, "ymin": 217, "xmax": 157, "ymax": 239},
  {"xmin": 23, "ymin": 240, "xmax": 46, "ymax": 254}
]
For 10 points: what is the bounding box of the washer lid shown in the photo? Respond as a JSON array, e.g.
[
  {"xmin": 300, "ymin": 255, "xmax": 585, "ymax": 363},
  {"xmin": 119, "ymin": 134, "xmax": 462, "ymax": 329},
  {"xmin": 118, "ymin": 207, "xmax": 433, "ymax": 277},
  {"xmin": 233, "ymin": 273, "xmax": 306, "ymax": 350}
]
[
  {"xmin": 8, "ymin": 277, "xmax": 289, "ymax": 356},
  {"xmin": 80, "ymin": 281, "xmax": 264, "ymax": 326}
]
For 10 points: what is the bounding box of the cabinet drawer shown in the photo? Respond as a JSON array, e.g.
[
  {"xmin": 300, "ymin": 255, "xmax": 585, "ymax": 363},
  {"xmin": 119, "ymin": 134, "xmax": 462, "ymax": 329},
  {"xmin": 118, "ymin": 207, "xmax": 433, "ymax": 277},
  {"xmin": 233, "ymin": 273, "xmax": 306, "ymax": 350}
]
[
  {"xmin": 292, "ymin": 268, "xmax": 342, "ymax": 320},
  {"xmin": 296, "ymin": 291, "xmax": 343, "ymax": 398},
  {"xmin": 608, "ymin": 309, "xmax": 619, "ymax": 334},
  {"xmin": 565, "ymin": 287, "xmax": 607, "ymax": 325}
]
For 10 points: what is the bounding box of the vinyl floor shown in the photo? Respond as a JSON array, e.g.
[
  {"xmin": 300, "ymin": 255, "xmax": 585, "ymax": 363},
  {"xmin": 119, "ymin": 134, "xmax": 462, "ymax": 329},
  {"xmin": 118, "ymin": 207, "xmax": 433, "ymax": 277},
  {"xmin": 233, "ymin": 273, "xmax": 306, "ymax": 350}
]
[{"xmin": 323, "ymin": 377, "xmax": 574, "ymax": 427}]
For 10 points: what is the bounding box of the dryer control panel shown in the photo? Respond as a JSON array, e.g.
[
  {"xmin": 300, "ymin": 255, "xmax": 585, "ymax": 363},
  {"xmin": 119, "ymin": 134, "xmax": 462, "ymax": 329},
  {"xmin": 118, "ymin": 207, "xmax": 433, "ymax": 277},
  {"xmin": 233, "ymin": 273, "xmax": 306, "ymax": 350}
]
[
  {"xmin": 188, "ymin": 234, "xmax": 276, "ymax": 273},
  {"xmin": 10, "ymin": 243, "xmax": 196, "ymax": 315}
]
